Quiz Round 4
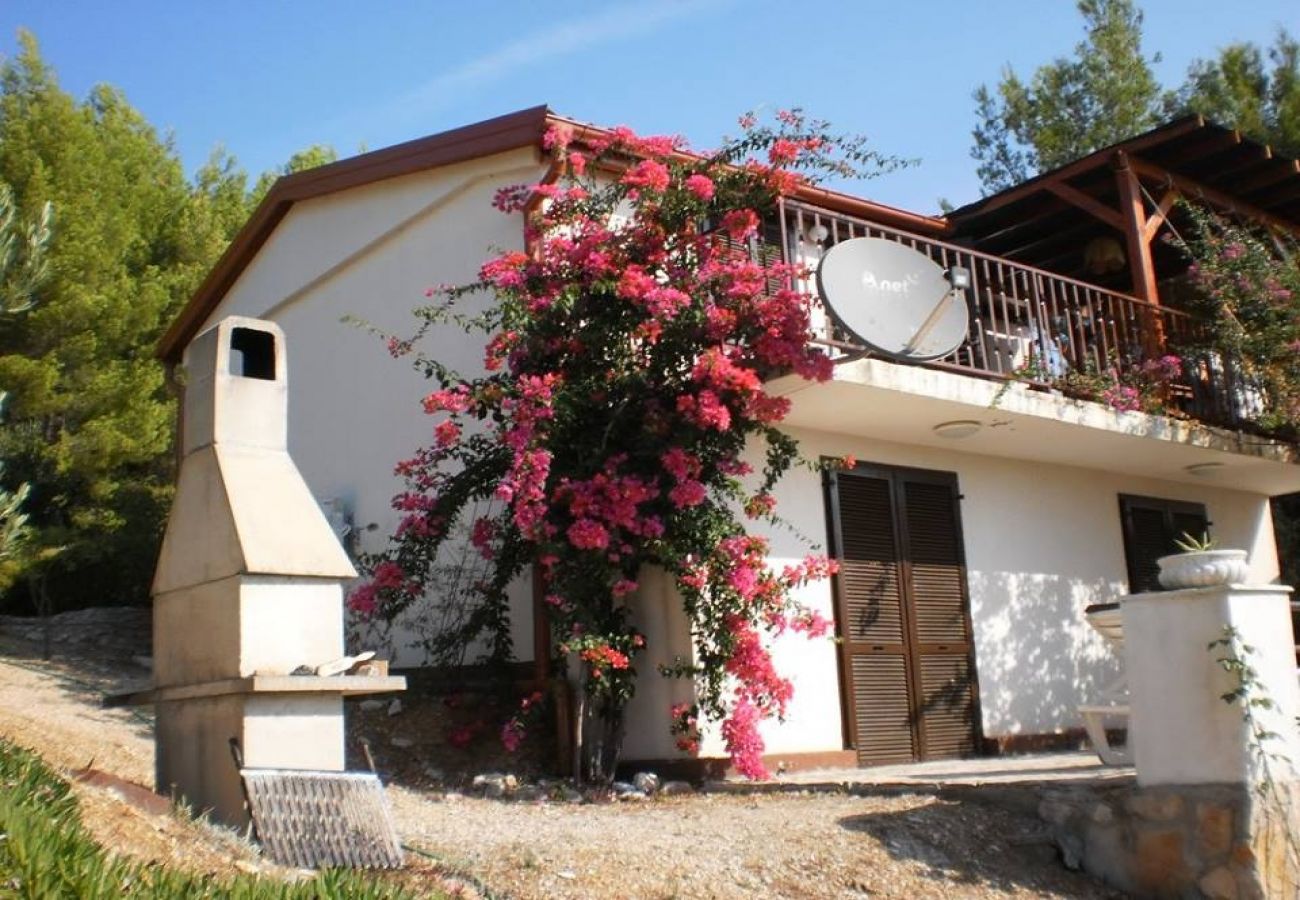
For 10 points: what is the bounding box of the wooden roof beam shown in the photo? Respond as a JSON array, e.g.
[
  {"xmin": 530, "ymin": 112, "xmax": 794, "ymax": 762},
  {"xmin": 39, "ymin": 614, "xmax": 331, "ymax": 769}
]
[
  {"xmin": 1043, "ymin": 180, "xmax": 1124, "ymax": 230},
  {"xmin": 1143, "ymin": 188, "xmax": 1179, "ymax": 243},
  {"xmin": 1127, "ymin": 155, "xmax": 1300, "ymax": 236},
  {"xmin": 1265, "ymin": 178, "xmax": 1300, "ymax": 206},
  {"xmin": 968, "ymin": 203, "xmax": 1082, "ymax": 251},
  {"xmin": 1148, "ymin": 128, "xmax": 1242, "ymax": 169},
  {"xmin": 994, "ymin": 221, "xmax": 1101, "ymax": 261},
  {"xmin": 1184, "ymin": 141, "xmax": 1272, "ymax": 178},
  {"xmin": 1231, "ymin": 158, "xmax": 1298, "ymax": 196}
]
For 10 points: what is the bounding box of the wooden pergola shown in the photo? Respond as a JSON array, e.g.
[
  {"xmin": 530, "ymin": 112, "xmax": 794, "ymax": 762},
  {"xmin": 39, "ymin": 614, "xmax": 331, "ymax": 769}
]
[{"xmin": 947, "ymin": 115, "xmax": 1300, "ymax": 310}]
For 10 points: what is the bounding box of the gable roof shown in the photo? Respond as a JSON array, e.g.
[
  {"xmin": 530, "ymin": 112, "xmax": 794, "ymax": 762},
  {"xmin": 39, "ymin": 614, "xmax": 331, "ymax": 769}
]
[{"xmin": 158, "ymin": 106, "xmax": 948, "ymax": 362}]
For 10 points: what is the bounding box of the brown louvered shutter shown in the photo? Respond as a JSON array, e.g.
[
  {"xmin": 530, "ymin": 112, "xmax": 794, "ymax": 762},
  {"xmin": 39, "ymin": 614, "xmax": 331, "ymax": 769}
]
[
  {"xmin": 829, "ymin": 466, "xmax": 980, "ymax": 765},
  {"xmin": 899, "ymin": 478, "xmax": 978, "ymax": 759},
  {"xmin": 1119, "ymin": 495, "xmax": 1209, "ymax": 593},
  {"xmin": 712, "ymin": 225, "xmax": 787, "ymax": 295},
  {"xmin": 831, "ymin": 471, "xmax": 915, "ymax": 764}
]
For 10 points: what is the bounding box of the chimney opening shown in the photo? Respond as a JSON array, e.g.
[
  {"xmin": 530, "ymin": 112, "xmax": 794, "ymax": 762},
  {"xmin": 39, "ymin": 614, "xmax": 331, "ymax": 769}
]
[{"xmin": 230, "ymin": 328, "xmax": 276, "ymax": 380}]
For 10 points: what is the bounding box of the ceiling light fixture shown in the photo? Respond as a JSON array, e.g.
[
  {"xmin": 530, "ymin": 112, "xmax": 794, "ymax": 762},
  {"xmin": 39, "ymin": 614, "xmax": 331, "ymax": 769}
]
[
  {"xmin": 933, "ymin": 420, "xmax": 982, "ymax": 439},
  {"xmin": 1185, "ymin": 462, "xmax": 1226, "ymax": 477}
]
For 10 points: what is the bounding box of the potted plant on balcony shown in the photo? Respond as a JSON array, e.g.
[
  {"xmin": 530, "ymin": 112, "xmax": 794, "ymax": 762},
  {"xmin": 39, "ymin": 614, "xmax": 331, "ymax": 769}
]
[{"xmin": 1156, "ymin": 532, "xmax": 1249, "ymax": 589}]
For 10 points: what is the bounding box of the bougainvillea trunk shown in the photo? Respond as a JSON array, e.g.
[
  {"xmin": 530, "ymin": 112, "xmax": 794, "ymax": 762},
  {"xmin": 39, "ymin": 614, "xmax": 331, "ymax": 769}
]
[{"xmin": 581, "ymin": 702, "xmax": 624, "ymax": 784}]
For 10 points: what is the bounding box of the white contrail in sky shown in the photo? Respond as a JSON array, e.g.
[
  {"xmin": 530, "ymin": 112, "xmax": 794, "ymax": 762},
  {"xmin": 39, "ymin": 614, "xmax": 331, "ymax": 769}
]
[
  {"xmin": 410, "ymin": 2, "xmax": 723, "ymax": 103},
  {"xmin": 339, "ymin": 0, "xmax": 728, "ymax": 135}
]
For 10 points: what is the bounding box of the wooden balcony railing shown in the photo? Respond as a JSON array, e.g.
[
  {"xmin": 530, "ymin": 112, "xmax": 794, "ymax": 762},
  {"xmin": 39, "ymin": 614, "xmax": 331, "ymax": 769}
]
[{"xmin": 772, "ymin": 199, "xmax": 1255, "ymax": 432}]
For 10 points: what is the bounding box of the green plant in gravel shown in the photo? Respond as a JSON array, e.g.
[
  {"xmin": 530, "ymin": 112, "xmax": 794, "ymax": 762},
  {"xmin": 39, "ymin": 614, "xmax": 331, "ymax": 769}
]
[{"xmin": 0, "ymin": 737, "xmax": 425, "ymax": 899}]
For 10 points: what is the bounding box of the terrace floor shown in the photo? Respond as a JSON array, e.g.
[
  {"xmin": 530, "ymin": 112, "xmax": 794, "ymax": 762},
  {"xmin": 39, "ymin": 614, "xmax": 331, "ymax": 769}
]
[{"xmin": 748, "ymin": 751, "xmax": 1134, "ymax": 790}]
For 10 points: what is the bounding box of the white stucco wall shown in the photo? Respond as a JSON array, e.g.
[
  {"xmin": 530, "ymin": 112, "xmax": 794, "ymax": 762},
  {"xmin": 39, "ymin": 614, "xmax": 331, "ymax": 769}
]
[
  {"xmin": 189, "ymin": 147, "xmax": 548, "ymax": 665},
  {"xmin": 726, "ymin": 425, "xmax": 1280, "ymax": 757}
]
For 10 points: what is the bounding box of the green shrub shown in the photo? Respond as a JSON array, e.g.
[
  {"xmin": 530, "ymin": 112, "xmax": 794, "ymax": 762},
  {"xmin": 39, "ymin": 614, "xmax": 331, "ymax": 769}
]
[{"xmin": 0, "ymin": 738, "xmax": 425, "ymax": 898}]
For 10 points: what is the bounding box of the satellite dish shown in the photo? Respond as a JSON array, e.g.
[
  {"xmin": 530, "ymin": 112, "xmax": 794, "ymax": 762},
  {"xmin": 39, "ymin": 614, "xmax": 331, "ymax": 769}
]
[{"xmin": 816, "ymin": 237, "xmax": 970, "ymax": 361}]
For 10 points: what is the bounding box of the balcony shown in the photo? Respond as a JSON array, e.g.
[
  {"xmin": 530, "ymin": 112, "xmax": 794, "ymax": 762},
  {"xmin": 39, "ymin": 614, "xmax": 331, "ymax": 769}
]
[{"xmin": 770, "ymin": 199, "xmax": 1256, "ymax": 434}]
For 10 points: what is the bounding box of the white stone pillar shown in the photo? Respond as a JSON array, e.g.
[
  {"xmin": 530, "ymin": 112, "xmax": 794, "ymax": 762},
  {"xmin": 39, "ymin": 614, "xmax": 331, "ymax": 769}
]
[{"xmin": 1122, "ymin": 583, "xmax": 1300, "ymax": 787}]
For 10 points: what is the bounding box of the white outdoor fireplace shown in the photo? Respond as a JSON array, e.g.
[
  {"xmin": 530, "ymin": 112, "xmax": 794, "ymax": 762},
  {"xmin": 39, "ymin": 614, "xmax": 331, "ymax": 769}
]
[{"xmin": 139, "ymin": 315, "xmax": 403, "ymax": 827}]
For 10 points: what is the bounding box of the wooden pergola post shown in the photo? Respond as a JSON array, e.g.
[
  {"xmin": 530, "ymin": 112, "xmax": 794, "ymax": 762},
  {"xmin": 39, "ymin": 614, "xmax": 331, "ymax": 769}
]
[{"xmin": 1113, "ymin": 151, "xmax": 1166, "ymax": 356}]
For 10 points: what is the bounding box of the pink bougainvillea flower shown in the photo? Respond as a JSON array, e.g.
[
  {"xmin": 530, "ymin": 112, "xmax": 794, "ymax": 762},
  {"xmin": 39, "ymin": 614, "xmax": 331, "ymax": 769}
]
[
  {"xmin": 501, "ymin": 719, "xmax": 525, "ymax": 752},
  {"xmin": 621, "ymin": 159, "xmax": 671, "ymax": 193},
  {"xmin": 669, "ymin": 480, "xmax": 707, "ymax": 509},
  {"xmin": 676, "ymin": 390, "xmax": 732, "ymax": 431},
  {"xmin": 347, "ymin": 583, "xmax": 377, "ymax": 616},
  {"xmin": 567, "ymin": 517, "xmax": 611, "ymax": 551},
  {"xmin": 721, "ymin": 208, "xmax": 760, "ymax": 241},
  {"xmin": 433, "ymin": 419, "xmax": 460, "ymax": 448},
  {"xmin": 768, "ymin": 138, "xmax": 800, "ymax": 165},
  {"xmin": 542, "ymin": 122, "xmax": 574, "ymax": 152},
  {"xmin": 684, "ymin": 173, "xmax": 715, "ymax": 201},
  {"xmin": 422, "ymin": 385, "xmax": 472, "ymax": 415},
  {"xmin": 743, "ymin": 493, "xmax": 776, "ymax": 518}
]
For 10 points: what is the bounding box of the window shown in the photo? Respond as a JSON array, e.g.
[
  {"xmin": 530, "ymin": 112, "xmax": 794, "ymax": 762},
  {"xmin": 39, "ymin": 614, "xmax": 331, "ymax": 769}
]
[{"xmin": 1118, "ymin": 494, "xmax": 1209, "ymax": 593}]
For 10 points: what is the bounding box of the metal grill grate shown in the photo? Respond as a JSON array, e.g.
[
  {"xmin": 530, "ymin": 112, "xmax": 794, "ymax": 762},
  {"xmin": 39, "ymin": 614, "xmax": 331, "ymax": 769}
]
[{"xmin": 240, "ymin": 769, "xmax": 404, "ymax": 869}]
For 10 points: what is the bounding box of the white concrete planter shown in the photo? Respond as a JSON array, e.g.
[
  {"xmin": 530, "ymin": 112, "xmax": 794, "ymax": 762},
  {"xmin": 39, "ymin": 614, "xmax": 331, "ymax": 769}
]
[{"xmin": 1156, "ymin": 549, "xmax": 1249, "ymax": 589}]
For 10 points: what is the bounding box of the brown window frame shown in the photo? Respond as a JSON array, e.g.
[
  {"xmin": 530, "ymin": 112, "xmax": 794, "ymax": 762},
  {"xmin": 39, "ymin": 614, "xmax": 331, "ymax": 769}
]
[{"xmin": 1118, "ymin": 494, "xmax": 1210, "ymax": 593}]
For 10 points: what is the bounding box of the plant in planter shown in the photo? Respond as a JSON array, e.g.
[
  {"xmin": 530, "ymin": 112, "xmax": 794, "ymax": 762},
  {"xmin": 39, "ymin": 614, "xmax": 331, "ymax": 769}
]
[{"xmin": 1157, "ymin": 531, "xmax": 1250, "ymax": 589}]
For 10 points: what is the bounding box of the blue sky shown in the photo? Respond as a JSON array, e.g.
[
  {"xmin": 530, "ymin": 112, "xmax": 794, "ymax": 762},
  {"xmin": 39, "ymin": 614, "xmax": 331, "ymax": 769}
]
[{"xmin": 2, "ymin": 1, "xmax": 1296, "ymax": 214}]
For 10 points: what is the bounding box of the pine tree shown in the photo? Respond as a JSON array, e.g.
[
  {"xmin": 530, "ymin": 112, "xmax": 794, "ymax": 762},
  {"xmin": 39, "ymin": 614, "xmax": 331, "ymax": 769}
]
[
  {"xmin": 971, "ymin": 0, "xmax": 1163, "ymax": 193},
  {"xmin": 0, "ymin": 32, "xmax": 229, "ymax": 609},
  {"xmin": 1173, "ymin": 31, "xmax": 1300, "ymax": 156}
]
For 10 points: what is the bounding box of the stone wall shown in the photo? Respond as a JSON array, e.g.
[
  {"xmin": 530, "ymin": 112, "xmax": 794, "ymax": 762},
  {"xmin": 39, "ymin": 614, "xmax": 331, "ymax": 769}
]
[{"xmin": 1037, "ymin": 780, "xmax": 1300, "ymax": 898}]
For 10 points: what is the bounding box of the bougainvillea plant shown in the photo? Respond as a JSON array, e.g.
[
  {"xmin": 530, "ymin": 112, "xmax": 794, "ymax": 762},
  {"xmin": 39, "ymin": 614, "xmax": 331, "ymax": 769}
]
[
  {"xmin": 1167, "ymin": 202, "xmax": 1300, "ymax": 435},
  {"xmin": 352, "ymin": 111, "xmax": 900, "ymax": 781},
  {"xmin": 993, "ymin": 348, "xmax": 1184, "ymax": 415},
  {"xmin": 1056, "ymin": 353, "xmax": 1184, "ymax": 414}
]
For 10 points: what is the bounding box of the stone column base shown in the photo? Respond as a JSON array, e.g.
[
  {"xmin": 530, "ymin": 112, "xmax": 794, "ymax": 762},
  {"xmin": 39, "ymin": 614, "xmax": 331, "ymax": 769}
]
[{"xmin": 1037, "ymin": 780, "xmax": 1300, "ymax": 898}]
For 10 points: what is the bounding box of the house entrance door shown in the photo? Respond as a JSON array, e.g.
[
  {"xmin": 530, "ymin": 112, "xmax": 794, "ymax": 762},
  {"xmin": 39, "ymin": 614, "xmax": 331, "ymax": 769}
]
[{"xmin": 825, "ymin": 463, "xmax": 981, "ymax": 765}]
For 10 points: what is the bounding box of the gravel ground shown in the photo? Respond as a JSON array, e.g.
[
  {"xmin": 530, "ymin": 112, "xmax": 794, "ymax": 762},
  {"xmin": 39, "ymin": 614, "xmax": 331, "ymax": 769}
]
[
  {"xmin": 390, "ymin": 787, "xmax": 1119, "ymax": 899},
  {"xmin": 0, "ymin": 611, "xmax": 1123, "ymax": 898}
]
